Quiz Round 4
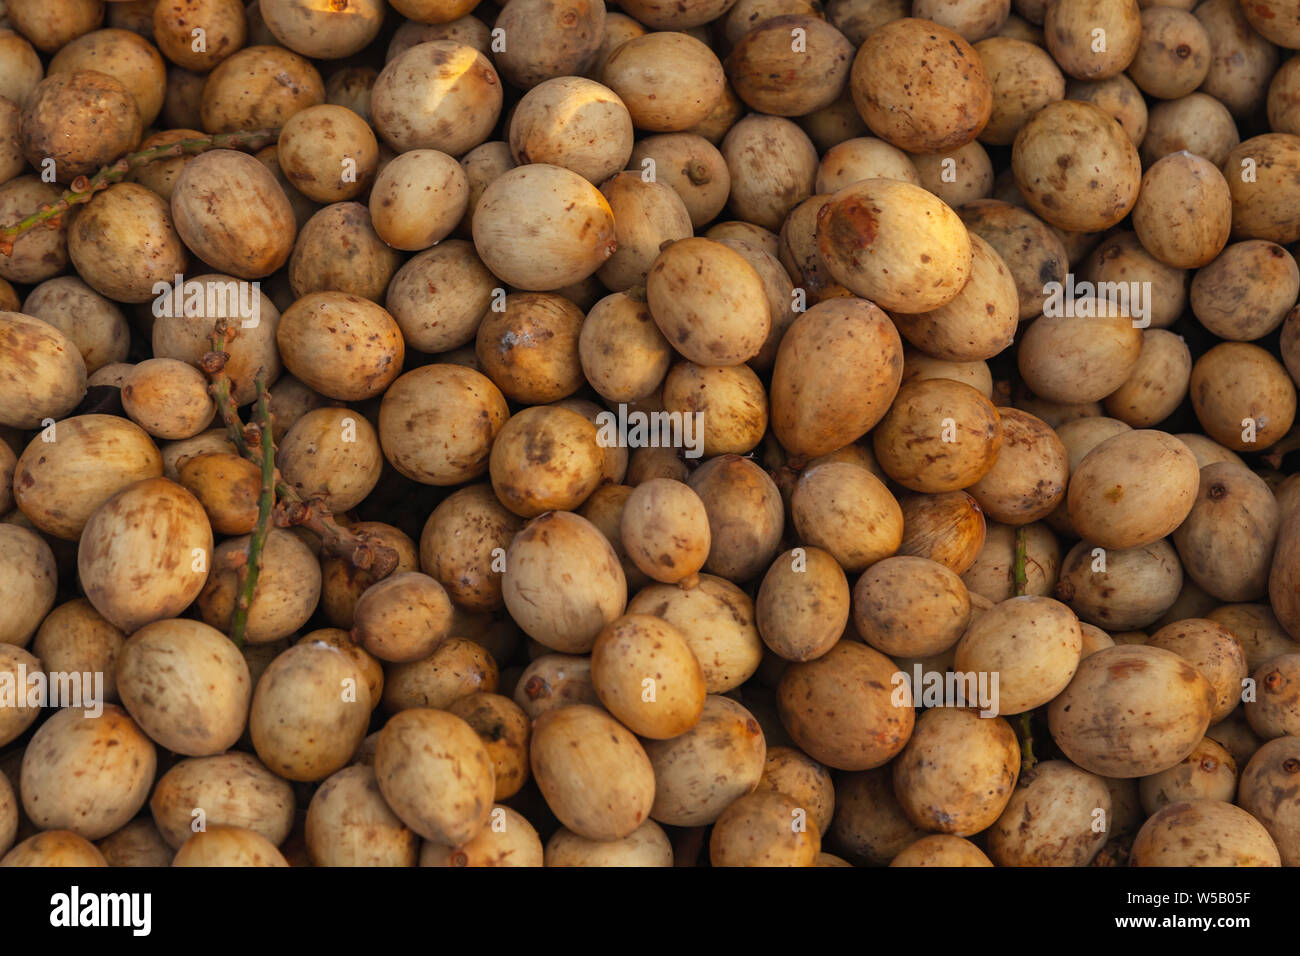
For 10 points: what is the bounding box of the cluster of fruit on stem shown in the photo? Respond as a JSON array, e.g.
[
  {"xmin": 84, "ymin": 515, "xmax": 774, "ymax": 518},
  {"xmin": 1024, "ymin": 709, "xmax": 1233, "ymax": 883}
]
[
  {"xmin": 201, "ymin": 321, "xmax": 399, "ymax": 646},
  {"xmin": 0, "ymin": 128, "xmax": 281, "ymax": 257}
]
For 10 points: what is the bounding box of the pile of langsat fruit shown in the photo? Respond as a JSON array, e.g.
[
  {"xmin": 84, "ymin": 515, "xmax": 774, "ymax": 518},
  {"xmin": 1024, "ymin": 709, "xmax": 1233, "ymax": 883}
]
[{"xmin": 1, "ymin": 0, "xmax": 1300, "ymax": 869}]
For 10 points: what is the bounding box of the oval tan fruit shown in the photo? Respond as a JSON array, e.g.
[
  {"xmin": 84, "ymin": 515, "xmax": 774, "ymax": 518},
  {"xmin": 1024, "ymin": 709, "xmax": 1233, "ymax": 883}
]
[
  {"xmin": 544, "ymin": 820, "xmax": 673, "ymax": 867},
  {"xmin": 1246, "ymin": 653, "xmax": 1300, "ymax": 741},
  {"xmin": 1132, "ymin": 152, "xmax": 1230, "ymax": 270},
  {"xmin": 754, "ymin": 746, "xmax": 836, "ymax": 837},
  {"xmin": 419, "ymin": 485, "xmax": 521, "ymax": 613},
  {"xmin": 1237, "ymin": 736, "xmax": 1300, "ymax": 866},
  {"xmin": 121, "ymin": 358, "xmax": 215, "ymax": 440},
  {"xmin": 446, "ymin": 693, "xmax": 532, "ymax": 801},
  {"xmin": 1011, "ymin": 99, "xmax": 1141, "ymax": 232},
  {"xmin": 710, "ymin": 790, "xmax": 819, "ymax": 867},
  {"xmin": 199, "ymin": 528, "xmax": 321, "ymax": 644},
  {"xmin": 790, "ymin": 462, "xmax": 903, "ymax": 573},
  {"xmin": 893, "ymin": 707, "xmax": 1019, "ymax": 835},
  {"xmin": 305, "ymin": 765, "xmax": 418, "ymax": 867},
  {"xmin": 351, "ymin": 572, "xmax": 453, "ymax": 664},
  {"xmin": 1131, "ymin": 800, "xmax": 1280, "ymax": 867},
  {"xmin": 727, "ymin": 15, "xmax": 853, "ymax": 117},
  {"xmin": 954, "ymin": 595, "xmax": 1082, "ymax": 715},
  {"xmin": 1, "ymin": 831, "xmax": 107, "ymax": 867},
  {"xmin": 1048, "ymin": 644, "xmax": 1216, "ymax": 777},
  {"xmin": 898, "ymin": 490, "xmax": 987, "ymax": 574},
  {"xmin": 489, "ymin": 406, "xmax": 605, "ymax": 518},
  {"xmin": 178, "ymin": 452, "xmax": 261, "ymax": 536},
  {"xmin": 757, "ymin": 547, "xmax": 850, "ymax": 663},
  {"xmin": 147, "ymin": 752, "xmax": 294, "ymax": 849},
  {"xmin": 1190, "ymin": 342, "xmax": 1296, "ymax": 452},
  {"xmin": 1067, "ymin": 430, "xmax": 1200, "ymax": 549},
  {"xmin": 591, "ymin": 614, "xmax": 706, "ymax": 739},
  {"xmin": 643, "ymin": 695, "xmax": 766, "ymax": 826},
  {"xmin": 816, "ymin": 179, "xmax": 972, "ymax": 312},
  {"xmin": 826, "ymin": 767, "xmax": 927, "ymax": 866},
  {"xmin": 687, "ymin": 455, "xmax": 785, "ymax": 582},
  {"xmin": 21, "ymin": 705, "xmax": 156, "ymax": 840},
  {"xmin": 371, "ymin": 40, "xmax": 500, "ymax": 155},
  {"xmin": 420, "ymin": 804, "xmax": 543, "ymax": 867},
  {"xmin": 579, "ymin": 292, "xmax": 672, "ymax": 403},
  {"xmin": 276, "ymin": 292, "xmax": 404, "ymax": 402},
  {"xmin": 618, "ymin": 479, "xmax": 710, "ymax": 586},
  {"xmin": 249, "ymin": 641, "xmax": 371, "ymax": 782},
  {"xmin": 276, "ymin": 407, "xmax": 383, "ymax": 515},
  {"xmin": 530, "ymin": 704, "xmax": 655, "ymax": 841},
  {"xmin": 1055, "ymin": 538, "xmax": 1182, "ymax": 631},
  {"xmin": 873, "ymin": 379, "xmax": 1003, "ymax": 493},
  {"xmin": 1017, "ymin": 312, "xmax": 1143, "ymax": 405},
  {"xmin": 31, "ymin": 600, "xmax": 124, "ymax": 705},
  {"xmin": 379, "ymin": 364, "xmax": 508, "ymax": 486},
  {"xmin": 968, "ymin": 408, "xmax": 1068, "ymax": 525},
  {"xmin": 477, "ymin": 292, "xmax": 586, "ymax": 404},
  {"xmin": 849, "ymin": 18, "xmax": 993, "ymax": 153},
  {"xmin": 171, "ymin": 148, "xmax": 296, "ymax": 279},
  {"xmin": 117, "ymin": 618, "xmax": 250, "ymax": 757},
  {"xmin": 0, "ymin": 313, "xmax": 86, "ymax": 429},
  {"xmin": 601, "ymin": 32, "xmax": 724, "ymax": 132},
  {"xmin": 172, "ymin": 826, "xmax": 289, "ymax": 867},
  {"xmin": 77, "ymin": 477, "xmax": 212, "ymax": 634},
  {"xmin": 625, "ymin": 575, "xmax": 763, "ymax": 693},
  {"xmin": 1172, "ymin": 462, "xmax": 1279, "ymax": 603},
  {"xmin": 513, "ymin": 653, "xmax": 599, "ymax": 720},
  {"xmin": 777, "ymin": 641, "xmax": 914, "ymax": 771},
  {"xmin": 890, "ymin": 835, "xmax": 993, "ymax": 867},
  {"xmin": 890, "ymin": 233, "xmax": 1018, "ymax": 363},
  {"xmin": 0, "ymin": 646, "xmax": 41, "ymax": 747},
  {"xmin": 769, "ymin": 297, "xmax": 903, "ymax": 462},
  {"xmin": 1044, "ymin": 0, "xmax": 1141, "ymax": 81},
  {"xmin": 374, "ymin": 707, "xmax": 494, "ymax": 847},
  {"xmin": 473, "ymin": 163, "xmax": 615, "ymax": 291},
  {"xmin": 646, "ymin": 237, "xmax": 770, "ymax": 367},
  {"xmin": 986, "ymin": 760, "xmax": 1112, "ymax": 866},
  {"xmin": 502, "ymin": 512, "xmax": 626, "ymax": 654},
  {"xmin": 854, "ymin": 555, "xmax": 972, "ymax": 659},
  {"xmin": 1139, "ymin": 737, "xmax": 1238, "ymax": 815},
  {"xmin": 14, "ymin": 414, "xmax": 162, "ymax": 540},
  {"xmin": 1222, "ymin": 134, "xmax": 1300, "ymax": 244}
]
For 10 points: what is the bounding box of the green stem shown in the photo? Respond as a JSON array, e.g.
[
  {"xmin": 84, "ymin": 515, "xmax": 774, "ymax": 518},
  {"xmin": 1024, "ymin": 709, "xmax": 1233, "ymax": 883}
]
[
  {"xmin": 202, "ymin": 325, "xmax": 252, "ymax": 453},
  {"xmin": 0, "ymin": 128, "xmax": 280, "ymax": 256},
  {"xmin": 1018, "ymin": 712, "xmax": 1036, "ymax": 774},
  {"xmin": 228, "ymin": 376, "xmax": 277, "ymax": 648}
]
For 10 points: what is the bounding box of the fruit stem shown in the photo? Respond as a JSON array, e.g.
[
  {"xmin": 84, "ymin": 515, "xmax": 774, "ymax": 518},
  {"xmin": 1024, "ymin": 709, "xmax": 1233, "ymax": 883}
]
[
  {"xmin": 1017, "ymin": 711, "xmax": 1036, "ymax": 775},
  {"xmin": 683, "ymin": 160, "xmax": 712, "ymax": 186},
  {"xmin": 1262, "ymin": 422, "xmax": 1300, "ymax": 469},
  {"xmin": 202, "ymin": 329, "xmax": 252, "ymax": 459},
  {"xmin": 0, "ymin": 128, "xmax": 281, "ymax": 256},
  {"xmin": 201, "ymin": 322, "xmax": 401, "ymax": 584},
  {"xmin": 228, "ymin": 375, "xmax": 277, "ymax": 648}
]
